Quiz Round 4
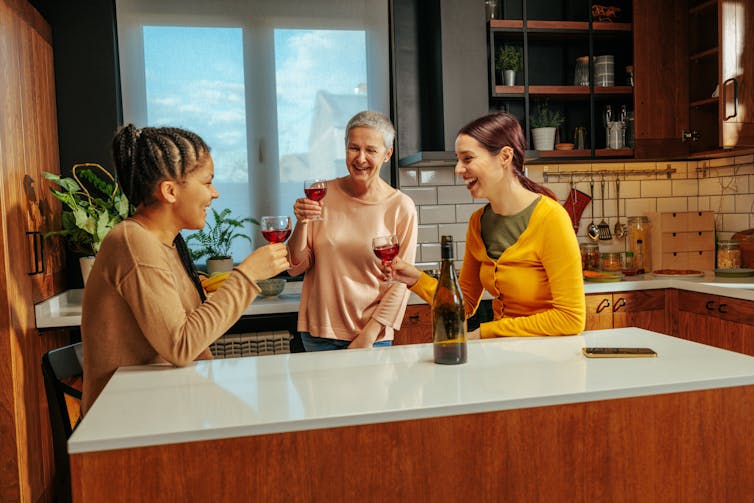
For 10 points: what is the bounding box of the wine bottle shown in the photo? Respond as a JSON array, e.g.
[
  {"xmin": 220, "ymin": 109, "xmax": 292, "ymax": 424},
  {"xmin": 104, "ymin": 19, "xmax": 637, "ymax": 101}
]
[{"xmin": 432, "ymin": 235, "xmax": 467, "ymax": 365}]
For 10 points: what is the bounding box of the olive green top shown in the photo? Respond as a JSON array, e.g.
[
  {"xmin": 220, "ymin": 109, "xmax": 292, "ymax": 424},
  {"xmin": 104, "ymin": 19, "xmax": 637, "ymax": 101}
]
[{"xmin": 480, "ymin": 196, "xmax": 541, "ymax": 260}]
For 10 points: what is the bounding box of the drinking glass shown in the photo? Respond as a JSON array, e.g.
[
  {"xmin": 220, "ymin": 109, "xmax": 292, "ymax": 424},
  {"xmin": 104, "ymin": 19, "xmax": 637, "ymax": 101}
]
[
  {"xmin": 303, "ymin": 179, "xmax": 327, "ymax": 221},
  {"xmin": 260, "ymin": 216, "xmax": 292, "ymax": 243},
  {"xmin": 372, "ymin": 234, "xmax": 400, "ymax": 283}
]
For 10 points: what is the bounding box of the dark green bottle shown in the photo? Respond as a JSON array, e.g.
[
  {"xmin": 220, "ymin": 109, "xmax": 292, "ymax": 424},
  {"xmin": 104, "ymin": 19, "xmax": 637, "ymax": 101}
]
[{"xmin": 432, "ymin": 236, "xmax": 467, "ymax": 364}]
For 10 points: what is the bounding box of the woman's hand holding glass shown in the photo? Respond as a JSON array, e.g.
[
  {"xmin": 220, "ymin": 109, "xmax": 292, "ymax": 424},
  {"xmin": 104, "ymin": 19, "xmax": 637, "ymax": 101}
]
[
  {"xmin": 382, "ymin": 256, "xmax": 422, "ymax": 287},
  {"xmin": 295, "ymin": 179, "xmax": 327, "ymax": 222},
  {"xmin": 236, "ymin": 243, "xmax": 290, "ymax": 283}
]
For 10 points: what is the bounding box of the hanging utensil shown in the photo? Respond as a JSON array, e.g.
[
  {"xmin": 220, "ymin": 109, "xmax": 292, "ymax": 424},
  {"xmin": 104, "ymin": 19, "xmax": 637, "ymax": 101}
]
[
  {"xmin": 562, "ymin": 175, "xmax": 591, "ymax": 234},
  {"xmin": 587, "ymin": 179, "xmax": 599, "ymax": 241},
  {"xmin": 614, "ymin": 178, "xmax": 627, "ymax": 239},
  {"xmin": 598, "ymin": 176, "xmax": 612, "ymax": 240}
]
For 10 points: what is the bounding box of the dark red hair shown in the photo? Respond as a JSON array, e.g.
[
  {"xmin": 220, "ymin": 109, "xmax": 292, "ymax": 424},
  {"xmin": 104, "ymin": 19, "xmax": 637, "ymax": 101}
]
[{"xmin": 458, "ymin": 112, "xmax": 557, "ymax": 201}]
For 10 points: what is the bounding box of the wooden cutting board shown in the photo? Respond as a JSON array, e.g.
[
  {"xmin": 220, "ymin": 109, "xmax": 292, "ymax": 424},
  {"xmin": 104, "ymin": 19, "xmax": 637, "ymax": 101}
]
[{"xmin": 732, "ymin": 229, "xmax": 754, "ymax": 268}]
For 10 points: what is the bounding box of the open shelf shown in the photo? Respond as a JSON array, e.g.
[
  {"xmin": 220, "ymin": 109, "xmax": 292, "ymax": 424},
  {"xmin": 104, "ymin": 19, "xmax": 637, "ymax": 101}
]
[
  {"xmin": 595, "ymin": 148, "xmax": 634, "ymax": 157},
  {"xmin": 690, "ymin": 97, "xmax": 718, "ymax": 108}
]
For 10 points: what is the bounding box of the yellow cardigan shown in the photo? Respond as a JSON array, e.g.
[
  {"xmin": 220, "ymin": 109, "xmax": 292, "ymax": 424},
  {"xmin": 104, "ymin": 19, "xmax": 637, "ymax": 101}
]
[{"xmin": 411, "ymin": 196, "xmax": 586, "ymax": 337}]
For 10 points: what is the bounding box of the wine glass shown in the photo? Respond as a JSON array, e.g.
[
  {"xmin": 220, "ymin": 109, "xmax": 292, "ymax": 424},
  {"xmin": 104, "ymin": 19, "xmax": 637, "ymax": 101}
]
[
  {"xmin": 260, "ymin": 216, "xmax": 292, "ymax": 243},
  {"xmin": 303, "ymin": 179, "xmax": 327, "ymax": 221},
  {"xmin": 372, "ymin": 234, "xmax": 400, "ymax": 283}
]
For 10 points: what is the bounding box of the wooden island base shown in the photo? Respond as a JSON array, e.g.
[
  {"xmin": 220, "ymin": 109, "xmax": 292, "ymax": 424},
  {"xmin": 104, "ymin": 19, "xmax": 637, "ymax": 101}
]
[{"xmin": 72, "ymin": 385, "xmax": 754, "ymax": 502}]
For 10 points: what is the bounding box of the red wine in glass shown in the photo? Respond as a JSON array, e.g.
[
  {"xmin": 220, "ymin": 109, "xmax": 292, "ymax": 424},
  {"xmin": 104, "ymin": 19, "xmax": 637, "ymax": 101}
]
[
  {"xmin": 261, "ymin": 228, "xmax": 291, "ymax": 243},
  {"xmin": 260, "ymin": 216, "xmax": 292, "ymax": 243},
  {"xmin": 304, "ymin": 187, "xmax": 327, "ymax": 202},
  {"xmin": 372, "ymin": 235, "xmax": 399, "ymax": 283},
  {"xmin": 373, "ymin": 243, "xmax": 399, "ymax": 263},
  {"xmin": 303, "ymin": 179, "xmax": 327, "ymax": 221}
]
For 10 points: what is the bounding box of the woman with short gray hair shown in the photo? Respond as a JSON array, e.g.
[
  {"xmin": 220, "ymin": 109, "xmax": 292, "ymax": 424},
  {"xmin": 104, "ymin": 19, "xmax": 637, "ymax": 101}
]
[{"xmin": 288, "ymin": 110, "xmax": 418, "ymax": 351}]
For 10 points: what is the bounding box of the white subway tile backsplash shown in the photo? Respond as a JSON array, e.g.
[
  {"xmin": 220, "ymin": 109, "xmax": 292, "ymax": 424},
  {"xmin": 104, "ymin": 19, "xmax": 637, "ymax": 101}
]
[
  {"xmin": 403, "ymin": 187, "xmax": 438, "ymax": 205},
  {"xmin": 656, "ymin": 197, "xmax": 688, "ymax": 213},
  {"xmin": 722, "ymin": 213, "xmax": 749, "ymax": 232},
  {"xmin": 405, "ymin": 156, "xmax": 752, "ymax": 259},
  {"xmin": 399, "ymin": 168, "xmax": 418, "ymax": 187},
  {"xmin": 735, "ymin": 194, "xmax": 754, "ymax": 214},
  {"xmin": 421, "ymin": 243, "xmax": 441, "ymax": 262},
  {"xmin": 640, "ymin": 179, "xmax": 673, "ymax": 197},
  {"xmin": 419, "ymin": 168, "xmax": 456, "ymax": 186},
  {"xmin": 437, "ymin": 185, "xmax": 473, "ymax": 204},
  {"xmin": 625, "ymin": 197, "xmax": 656, "ymax": 217},
  {"xmin": 420, "ymin": 205, "xmax": 455, "ymax": 224},
  {"xmin": 672, "ymin": 178, "xmax": 698, "ymax": 197},
  {"xmin": 417, "ymin": 224, "xmax": 439, "ymax": 244},
  {"xmin": 456, "ymin": 203, "xmax": 485, "ymax": 222},
  {"xmin": 437, "ymin": 223, "xmax": 467, "ymax": 242}
]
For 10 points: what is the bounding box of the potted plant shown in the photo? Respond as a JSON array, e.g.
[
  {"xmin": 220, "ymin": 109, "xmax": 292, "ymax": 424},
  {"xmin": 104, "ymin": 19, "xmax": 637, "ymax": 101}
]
[
  {"xmin": 496, "ymin": 45, "xmax": 522, "ymax": 86},
  {"xmin": 529, "ymin": 101, "xmax": 564, "ymax": 151},
  {"xmin": 44, "ymin": 163, "xmax": 130, "ymax": 284},
  {"xmin": 186, "ymin": 208, "xmax": 258, "ymax": 274}
]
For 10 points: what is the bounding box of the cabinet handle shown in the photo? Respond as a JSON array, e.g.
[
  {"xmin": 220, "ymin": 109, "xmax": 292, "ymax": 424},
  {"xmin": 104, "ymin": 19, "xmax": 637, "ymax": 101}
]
[
  {"xmin": 596, "ymin": 298, "xmax": 611, "ymax": 314},
  {"xmin": 705, "ymin": 300, "xmax": 716, "ymax": 311},
  {"xmin": 718, "ymin": 303, "xmax": 728, "ymax": 315},
  {"xmin": 408, "ymin": 314, "xmax": 420, "ymax": 323},
  {"xmin": 26, "ymin": 231, "xmax": 45, "ymax": 276},
  {"xmin": 612, "ymin": 297, "xmax": 626, "ymax": 312},
  {"xmin": 723, "ymin": 77, "xmax": 738, "ymax": 120}
]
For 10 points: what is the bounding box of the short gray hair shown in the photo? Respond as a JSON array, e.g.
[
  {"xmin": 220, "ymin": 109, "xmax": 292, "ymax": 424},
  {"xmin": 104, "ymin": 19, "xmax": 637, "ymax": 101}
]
[{"xmin": 345, "ymin": 110, "xmax": 395, "ymax": 150}]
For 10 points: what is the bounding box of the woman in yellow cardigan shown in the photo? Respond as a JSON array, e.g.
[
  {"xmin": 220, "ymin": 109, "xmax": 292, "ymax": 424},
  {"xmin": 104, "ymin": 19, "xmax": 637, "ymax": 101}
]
[{"xmin": 389, "ymin": 112, "xmax": 585, "ymax": 338}]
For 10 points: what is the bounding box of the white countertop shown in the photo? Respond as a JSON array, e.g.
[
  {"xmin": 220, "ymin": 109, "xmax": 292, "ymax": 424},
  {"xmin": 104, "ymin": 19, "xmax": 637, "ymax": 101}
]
[
  {"xmin": 36, "ymin": 272, "xmax": 754, "ymax": 329},
  {"xmin": 68, "ymin": 327, "xmax": 754, "ymax": 454}
]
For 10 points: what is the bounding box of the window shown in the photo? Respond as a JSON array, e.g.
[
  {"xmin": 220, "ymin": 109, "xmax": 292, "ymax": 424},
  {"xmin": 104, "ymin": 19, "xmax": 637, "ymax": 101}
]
[{"xmin": 116, "ymin": 0, "xmax": 390, "ymax": 261}]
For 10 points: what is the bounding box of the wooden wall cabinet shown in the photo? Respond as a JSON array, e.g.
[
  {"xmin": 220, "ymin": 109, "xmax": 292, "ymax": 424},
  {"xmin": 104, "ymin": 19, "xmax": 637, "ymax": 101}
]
[
  {"xmin": 0, "ymin": 0, "xmax": 69, "ymax": 500},
  {"xmin": 585, "ymin": 289, "xmax": 668, "ymax": 333},
  {"xmin": 674, "ymin": 289, "xmax": 754, "ymax": 356},
  {"xmin": 394, "ymin": 304, "xmax": 432, "ymax": 345}
]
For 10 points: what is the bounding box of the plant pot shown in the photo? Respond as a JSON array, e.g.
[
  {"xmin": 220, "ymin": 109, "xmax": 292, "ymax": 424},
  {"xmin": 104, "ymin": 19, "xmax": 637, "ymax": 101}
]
[
  {"xmin": 531, "ymin": 127, "xmax": 557, "ymax": 151},
  {"xmin": 503, "ymin": 69, "xmax": 516, "ymax": 86},
  {"xmin": 206, "ymin": 257, "xmax": 234, "ymax": 275},
  {"xmin": 79, "ymin": 256, "xmax": 95, "ymax": 285}
]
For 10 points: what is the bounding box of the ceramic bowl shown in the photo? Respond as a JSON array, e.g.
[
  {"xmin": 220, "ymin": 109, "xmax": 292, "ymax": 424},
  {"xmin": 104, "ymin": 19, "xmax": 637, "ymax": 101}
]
[{"xmin": 257, "ymin": 278, "xmax": 286, "ymax": 297}]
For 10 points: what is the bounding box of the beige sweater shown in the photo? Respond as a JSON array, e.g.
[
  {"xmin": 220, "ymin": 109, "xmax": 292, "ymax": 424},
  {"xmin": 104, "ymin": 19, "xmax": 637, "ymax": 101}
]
[
  {"xmin": 80, "ymin": 219, "xmax": 260, "ymax": 413},
  {"xmin": 288, "ymin": 179, "xmax": 418, "ymax": 341}
]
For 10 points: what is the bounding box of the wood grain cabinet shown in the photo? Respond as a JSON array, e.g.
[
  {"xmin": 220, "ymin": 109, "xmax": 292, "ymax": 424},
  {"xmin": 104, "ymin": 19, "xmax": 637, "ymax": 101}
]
[
  {"xmin": 585, "ymin": 289, "xmax": 668, "ymax": 333},
  {"xmin": 394, "ymin": 304, "xmax": 432, "ymax": 345},
  {"xmin": 0, "ymin": 0, "xmax": 69, "ymax": 500},
  {"xmin": 675, "ymin": 290, "xmax": 754, "ymax": 356}
]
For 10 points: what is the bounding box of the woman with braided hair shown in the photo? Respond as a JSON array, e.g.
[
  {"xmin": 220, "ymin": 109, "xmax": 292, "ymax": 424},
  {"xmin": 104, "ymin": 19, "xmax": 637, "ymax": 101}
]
[{"xmin": 80, "ymin": 124, "xmax": 289, "ymax": 413}]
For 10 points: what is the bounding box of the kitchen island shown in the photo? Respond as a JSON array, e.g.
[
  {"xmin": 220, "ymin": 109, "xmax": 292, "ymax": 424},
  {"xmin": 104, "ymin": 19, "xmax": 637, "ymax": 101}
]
[{"xmin": 69, "ymin": 328, "xmax": 754, "ymax": 502}]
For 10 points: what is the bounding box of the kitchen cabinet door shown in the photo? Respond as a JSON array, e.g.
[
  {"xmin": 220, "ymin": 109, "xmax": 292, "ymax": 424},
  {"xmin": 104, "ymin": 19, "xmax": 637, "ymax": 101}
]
[
  {"xmin": 720, "ymin": 0, "xmax": 754, "ymax": 147},
  {"xmin": 612, "ymin": 289, "xmax": 668, "ymax": 333},
  {"xmin": 675, "ymin": 290, "xmax": 754, "ymax": 356},
  {"xmin": 394, "ymin": 304, "xmax": 432, "ymax": 345},
  {"xmin": 586, "ymin": 290, "xmax": 668, "ymax": 333},
  {"xmin": 585, "ymin": 293, "xmax": 614, "ymax": 331}
]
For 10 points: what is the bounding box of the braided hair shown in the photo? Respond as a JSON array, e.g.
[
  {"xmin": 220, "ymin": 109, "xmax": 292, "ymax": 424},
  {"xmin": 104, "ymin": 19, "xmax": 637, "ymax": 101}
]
[{"xmin": 111, "ymin": 124, "xmax": 210, "ymax": 302}]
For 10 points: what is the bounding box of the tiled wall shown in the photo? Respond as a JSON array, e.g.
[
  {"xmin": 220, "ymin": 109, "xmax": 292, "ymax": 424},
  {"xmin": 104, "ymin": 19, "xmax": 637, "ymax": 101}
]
[{"xmin": 400, "ymin": 153, "xmax": 754, "ymax": 264}]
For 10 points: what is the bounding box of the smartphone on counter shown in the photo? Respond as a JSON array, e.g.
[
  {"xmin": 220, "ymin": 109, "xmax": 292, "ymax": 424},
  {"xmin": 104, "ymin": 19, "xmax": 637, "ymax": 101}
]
[{"xmin": 582, "ymin": 347, "xmax": 657, "ymax": 358}]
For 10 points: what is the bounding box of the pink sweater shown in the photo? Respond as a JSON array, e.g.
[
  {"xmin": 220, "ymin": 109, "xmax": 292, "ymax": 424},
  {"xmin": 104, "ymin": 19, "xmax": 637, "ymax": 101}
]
[{"xmin": 288, "ymin": 179, "xmax": 418, "ymax": 341}]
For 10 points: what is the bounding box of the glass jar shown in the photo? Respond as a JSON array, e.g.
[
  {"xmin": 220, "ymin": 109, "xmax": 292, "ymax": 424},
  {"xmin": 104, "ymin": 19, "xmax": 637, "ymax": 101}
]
[
  {"xmin": 580, "ymin": 242, "xmax": 600, "ymax": 272},
  {"xmin": 717, "ymin": 240, "xmax": 741, "ymax": 270},
  {"xmin": 627, "ymin": 216, "xmax": 651, "ymax": 273},
  {"xmin": 574, "ymin": 56, "xmax": 590, "ymax": 86},
  {"xmin": 601, "ymin": 252, "xmax": 623, "ymax": 271}
]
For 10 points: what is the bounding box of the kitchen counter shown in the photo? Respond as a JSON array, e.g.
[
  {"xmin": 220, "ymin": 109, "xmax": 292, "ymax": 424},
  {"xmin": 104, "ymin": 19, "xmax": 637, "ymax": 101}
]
[
  {"xmin": 69, "ymin": 327, "xmax": 754, "ymax": 502},
  {"xmin": 36, "ymin": 272, "xmax": 754, "ymax": 329}
]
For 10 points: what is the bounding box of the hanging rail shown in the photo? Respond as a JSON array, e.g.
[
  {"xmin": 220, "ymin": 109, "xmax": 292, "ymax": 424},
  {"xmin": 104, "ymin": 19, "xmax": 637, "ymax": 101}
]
[{"xmin": 542, "ymin": 165, "xmax": 675, "ymax": 183}]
